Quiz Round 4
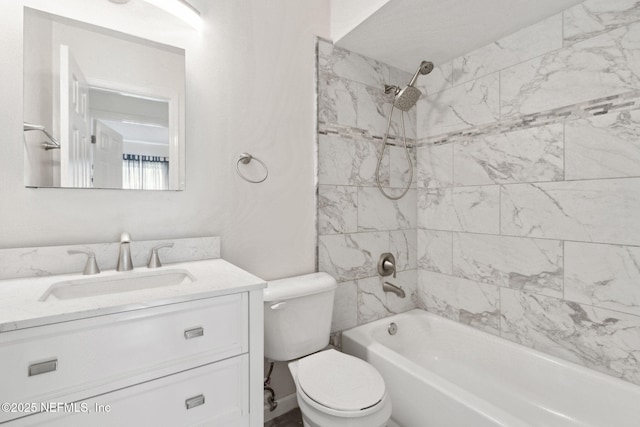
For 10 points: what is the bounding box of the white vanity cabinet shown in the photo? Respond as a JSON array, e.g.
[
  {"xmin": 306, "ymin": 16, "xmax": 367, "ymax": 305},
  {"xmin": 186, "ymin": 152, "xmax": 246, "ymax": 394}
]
[{"xmin": 0, "ymin": 288, "xmax": 264, "ymax": 426}]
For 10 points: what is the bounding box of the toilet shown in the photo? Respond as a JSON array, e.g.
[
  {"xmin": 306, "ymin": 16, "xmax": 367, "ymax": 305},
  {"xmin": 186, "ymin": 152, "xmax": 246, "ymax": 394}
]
[{"xmin": 264, "ymin": 272, "xmax": 392, "ymax": 427}]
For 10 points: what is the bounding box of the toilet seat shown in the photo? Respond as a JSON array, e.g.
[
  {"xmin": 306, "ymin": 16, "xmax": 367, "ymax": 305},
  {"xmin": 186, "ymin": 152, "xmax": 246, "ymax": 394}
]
[{"xmin": 297, "ymin": 350, "xmax": 386, "ymax": 412}]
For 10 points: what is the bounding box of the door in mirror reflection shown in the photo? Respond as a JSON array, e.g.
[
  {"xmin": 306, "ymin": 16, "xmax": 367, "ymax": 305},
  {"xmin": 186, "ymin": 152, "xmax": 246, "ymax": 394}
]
[
  {"xmin": 93, "ymin": 120, "xmax": 123, "ymax": 189},
  {"xmin": 23, "ymin": 7, "xmax": 185, "ymax": 190}
]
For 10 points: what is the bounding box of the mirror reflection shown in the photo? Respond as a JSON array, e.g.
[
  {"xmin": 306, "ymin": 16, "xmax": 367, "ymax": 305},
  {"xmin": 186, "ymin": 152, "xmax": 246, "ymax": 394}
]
[{"xmin": 23, "ymin": 8, "xmax": 185, "ymax": 190}]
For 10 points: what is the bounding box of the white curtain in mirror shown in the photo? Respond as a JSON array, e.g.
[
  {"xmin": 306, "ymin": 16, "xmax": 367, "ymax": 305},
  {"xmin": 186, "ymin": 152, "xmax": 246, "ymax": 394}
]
[{"xmin": 123, "ymin": 155, "xmax": 169, "ymax": 190}]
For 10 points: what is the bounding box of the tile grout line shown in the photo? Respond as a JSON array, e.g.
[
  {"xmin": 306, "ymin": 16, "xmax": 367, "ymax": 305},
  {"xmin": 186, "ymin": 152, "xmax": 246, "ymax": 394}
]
[
  {"xmin": 499, "ymin": 185, "xmax": 502, "ymax": 236},
  {"xmin": 498, "ymin": 279, "xmax": 502, "ymax": 337},
  {"xmin": 561, "ymin": 119, "xmax": 566, "ymax": 302},
  {"xmin": 498, "ymin": 67, "xmax": 502, "ymax": 121},
  {"xmin": 562, "ymin": 240, "xmax": 566, "ymax": 300},
  {"xmin": 450, "ymin": 231, "xmax": 455, "ymax": 279},
  {"xmin": 410, "ymin": 227, "xmax": 640, "ymax": 250},
  {"xmin": 563, "ymin": 121, "xmax": 567, "ymax": 181},
  {"xmin": 562, "ymin": 10, "xmax": 566, "ymax": 49},
  {"xmin": 420, "ymin": 267, "xmax": 640, "ymax": 320},
  {"xmin": 411, "ymin": 175, "xmax": 640, "ymax": 192}
]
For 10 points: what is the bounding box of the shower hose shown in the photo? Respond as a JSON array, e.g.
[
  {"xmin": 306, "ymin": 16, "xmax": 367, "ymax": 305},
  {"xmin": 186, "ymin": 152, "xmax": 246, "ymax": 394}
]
[{"xmin": 375, "ymin": 103, "xmax": 414, "ymax": 200}]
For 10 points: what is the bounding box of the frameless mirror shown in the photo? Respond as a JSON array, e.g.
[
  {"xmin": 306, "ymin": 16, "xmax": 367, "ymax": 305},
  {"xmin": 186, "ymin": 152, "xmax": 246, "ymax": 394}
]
[{"xmin": 23, "ymin": 7, "xmax": 186, "ymax": 190}]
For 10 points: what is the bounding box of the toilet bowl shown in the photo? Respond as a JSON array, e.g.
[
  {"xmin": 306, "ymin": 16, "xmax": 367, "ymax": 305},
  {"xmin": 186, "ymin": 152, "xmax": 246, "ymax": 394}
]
[
  {"xmin": 263, "ymin": 273, "xmax": 392, "ymax": 427},
  {"xmin": 289, "ymin": 350, "xmax": 392, "ymax": 427}
]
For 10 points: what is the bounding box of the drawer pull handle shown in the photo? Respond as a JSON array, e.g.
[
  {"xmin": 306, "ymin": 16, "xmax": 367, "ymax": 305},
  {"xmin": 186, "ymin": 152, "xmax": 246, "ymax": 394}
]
[
  {"xmin": 29, "ymin": 359, "xmax": 58, "ymax": 377},
  {"xmin": 184, "ymin": 327, "xmax": 204, "ymax": 340},
  {"xmin": 185, "ymin": 394, "xmax": 205, "ymax": 410},
  {"xmin": 270, "ymin": 301, "xmax": 286, "ymax": 310}
]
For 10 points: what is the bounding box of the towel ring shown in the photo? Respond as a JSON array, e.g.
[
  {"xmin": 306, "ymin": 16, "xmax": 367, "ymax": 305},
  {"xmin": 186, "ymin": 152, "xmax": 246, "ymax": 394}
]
[{"xmin": 236, "ymin": 152, "xmax": 268, "ymax": 183}]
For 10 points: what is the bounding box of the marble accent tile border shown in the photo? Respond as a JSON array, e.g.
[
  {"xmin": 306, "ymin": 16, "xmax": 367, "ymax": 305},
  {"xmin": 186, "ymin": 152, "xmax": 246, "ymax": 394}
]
[
  {"xmin": 0, "ymin": 237, "xmax": 221, "ymax": 281},
  {"xmin": 416, "ymin": 90, "xmax": 640, "ymax": 147},
  {"xmin": 319, "ymin": 121, "xmax": 417, "ymax": 148}
]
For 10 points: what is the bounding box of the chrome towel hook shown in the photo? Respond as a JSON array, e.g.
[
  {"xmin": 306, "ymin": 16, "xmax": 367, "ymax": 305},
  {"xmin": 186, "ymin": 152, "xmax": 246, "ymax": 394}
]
[{"xmin": 236, "ymin": 152, "xmax": 268, "ymax": 183}]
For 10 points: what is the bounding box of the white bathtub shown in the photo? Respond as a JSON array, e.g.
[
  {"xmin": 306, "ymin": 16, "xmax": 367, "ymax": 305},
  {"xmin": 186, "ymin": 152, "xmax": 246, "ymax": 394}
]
[{"xmin": 342, "ymin": 309, "xmax": 640, "ymax": 427}]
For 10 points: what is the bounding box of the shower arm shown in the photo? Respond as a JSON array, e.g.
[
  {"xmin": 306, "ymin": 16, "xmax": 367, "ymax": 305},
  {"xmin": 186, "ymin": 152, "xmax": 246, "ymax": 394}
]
[{"xmin": 23, "ymin": 122, "xmax": 61, "ymax": 150}]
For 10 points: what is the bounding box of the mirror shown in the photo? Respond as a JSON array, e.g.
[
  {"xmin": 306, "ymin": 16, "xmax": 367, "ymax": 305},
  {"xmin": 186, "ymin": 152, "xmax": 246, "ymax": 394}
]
[{"xmin": 23, "ymin": 7, "xmax": 186, "ymax": 190}]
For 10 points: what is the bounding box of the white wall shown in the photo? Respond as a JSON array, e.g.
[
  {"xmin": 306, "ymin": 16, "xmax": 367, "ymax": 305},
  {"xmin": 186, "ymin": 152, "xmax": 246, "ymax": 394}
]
[
  {"xmin": 0, "ymin": 0, "xmax": 330, "ymax": 282},
  {"xmin": 49, "ymin": 17, "xmax": 185, "ymax": 99},
  {"xmin": 330, "ymin": 0, "xmax": 389, "ymax": 41},
  {"xmin": 23, "ymin": 11, "xmax": 54, "ymax": 187}
]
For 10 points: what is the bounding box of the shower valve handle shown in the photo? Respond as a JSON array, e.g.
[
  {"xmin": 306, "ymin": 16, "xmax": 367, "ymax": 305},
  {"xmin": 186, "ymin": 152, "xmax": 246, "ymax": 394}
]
[{"xmin": 377, "ymin": 253, "xmax": 397, "ymax": 278}]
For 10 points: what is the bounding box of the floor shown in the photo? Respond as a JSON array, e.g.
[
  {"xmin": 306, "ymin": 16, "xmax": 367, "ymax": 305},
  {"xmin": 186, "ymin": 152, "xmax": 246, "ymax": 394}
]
[
  {"xmin": 264, "ymin": 408, "xmax": 303, "ymax": 427},
  {"xmin": 265, "ymin": 408, "xmax": 401, "ymax": 427}
]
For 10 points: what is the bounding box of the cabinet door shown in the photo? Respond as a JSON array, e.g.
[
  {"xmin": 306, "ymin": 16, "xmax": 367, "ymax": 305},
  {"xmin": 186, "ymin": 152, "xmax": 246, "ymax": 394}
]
[{"xmin": 20, "ymin": 355, "xmax": 249, "ymax": 427}]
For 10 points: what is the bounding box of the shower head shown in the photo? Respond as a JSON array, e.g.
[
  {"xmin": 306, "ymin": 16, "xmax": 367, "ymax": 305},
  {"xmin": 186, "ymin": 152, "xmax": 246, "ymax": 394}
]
[
  {"xmin": 419, "ymin": 60, "xmax": 435, "ymax": 74},
  {"xmin": 392, "ymin": 60, "xmax": 433, "ymax": 111},
  {"xmin": 408, "ymin": 60, "xmax": 434, "ymax": 87},
  {"xmin": 393, "ymin": 86, "xmax": 422, "ymax": 112}
]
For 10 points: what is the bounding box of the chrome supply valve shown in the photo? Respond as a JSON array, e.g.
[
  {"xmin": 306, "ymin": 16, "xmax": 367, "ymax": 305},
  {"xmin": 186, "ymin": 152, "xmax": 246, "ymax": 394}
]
[
  {"xmin": 67, "ymin": 249, "xmax": 100, "ymax": 275},
  {"xmin": 116, "ymin": 232, "xmax": 133, "ymax": 272},
  {"xmin": 147, "ymin": 243, "xmax": 174, "ymax": 268}
]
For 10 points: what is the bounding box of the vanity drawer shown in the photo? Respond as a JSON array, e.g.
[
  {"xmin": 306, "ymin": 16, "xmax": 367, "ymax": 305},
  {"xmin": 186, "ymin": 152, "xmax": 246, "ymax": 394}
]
[
  {"xmin": 0, "ymin": 293, "xmax": 247, "ymax": 422},
  {"xmin": 20, "ymin": 354, "xmax": 249, "ymax": 427}
]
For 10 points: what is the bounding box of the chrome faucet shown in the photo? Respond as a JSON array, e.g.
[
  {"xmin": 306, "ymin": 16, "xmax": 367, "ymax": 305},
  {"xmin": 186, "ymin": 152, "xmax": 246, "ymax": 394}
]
[
  {"xmin": 383, "ymin": 282, "xmax": 406, "ymax": 298},
  {"xmin": 116, "ymin": 232, "xmax": 133, "ymax": 272}
]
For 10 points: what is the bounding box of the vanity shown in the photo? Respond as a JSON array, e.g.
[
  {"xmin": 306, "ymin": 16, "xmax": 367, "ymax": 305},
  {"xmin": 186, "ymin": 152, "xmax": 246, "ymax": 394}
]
[
  {"xmin": 0, "ymin": 257, "xmax": 265, "ymax": 426},
  {"xmin": 4, "ymin": 0, "xmax": 266, "ymax": 423}
]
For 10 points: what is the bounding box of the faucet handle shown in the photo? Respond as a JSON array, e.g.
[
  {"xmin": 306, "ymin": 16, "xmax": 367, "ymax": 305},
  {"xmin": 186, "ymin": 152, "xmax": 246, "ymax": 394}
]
[
  {"xmin": 377, "ymin": 253, "xmax": 397, "ymax": 278},
  {"xmin": 147, "ymin": 243, "xmax": 174, "ymax": 268},
  {"xmin": 68, "ymin": 250, "xmax": 101, "ymax": 275}
]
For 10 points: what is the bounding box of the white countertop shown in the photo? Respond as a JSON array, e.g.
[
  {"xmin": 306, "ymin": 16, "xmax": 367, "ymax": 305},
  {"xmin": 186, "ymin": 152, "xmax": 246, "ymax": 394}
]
[{"xmin": 0, "ymin": 259, "xmax": 266, "ymax": 333}]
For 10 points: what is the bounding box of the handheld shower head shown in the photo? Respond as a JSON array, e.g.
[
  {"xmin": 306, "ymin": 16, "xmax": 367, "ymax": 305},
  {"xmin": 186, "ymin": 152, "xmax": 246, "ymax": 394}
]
[
  {"xmin": 419, "ymin": 60, "xmax": 435, "ymax": 75},
  {"xmin": 408, "ymin": 60, "xmax": 434, "ymax": 87}
]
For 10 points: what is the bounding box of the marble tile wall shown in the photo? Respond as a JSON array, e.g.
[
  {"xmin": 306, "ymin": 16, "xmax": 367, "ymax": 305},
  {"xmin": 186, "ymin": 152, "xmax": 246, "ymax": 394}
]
[
  {"xmin": 416, "ymin": 0, "xmax": 640, "ymax": 386},
  {"xmin": 316, "ymin": 39, "xmax": 418, "ymax": 332}
]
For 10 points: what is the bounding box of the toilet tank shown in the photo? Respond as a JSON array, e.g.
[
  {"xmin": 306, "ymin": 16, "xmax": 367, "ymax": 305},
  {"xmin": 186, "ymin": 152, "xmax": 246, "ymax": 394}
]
[{"xmin": 264, "ymin": 272, "xmax": 337, "ymax": 361}]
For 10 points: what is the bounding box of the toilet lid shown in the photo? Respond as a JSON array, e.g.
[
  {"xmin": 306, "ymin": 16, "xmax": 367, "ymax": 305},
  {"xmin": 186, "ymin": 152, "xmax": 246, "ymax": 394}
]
[{"xmin": 297, "ymin": 350, "xmax": 385, "ymax": 411}]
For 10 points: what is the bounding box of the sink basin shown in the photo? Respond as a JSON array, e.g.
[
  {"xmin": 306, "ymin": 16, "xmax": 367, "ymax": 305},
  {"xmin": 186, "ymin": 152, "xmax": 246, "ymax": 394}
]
[{"xmin": 39, "ymin": 269, "xmax": 195, "ymax": 301}]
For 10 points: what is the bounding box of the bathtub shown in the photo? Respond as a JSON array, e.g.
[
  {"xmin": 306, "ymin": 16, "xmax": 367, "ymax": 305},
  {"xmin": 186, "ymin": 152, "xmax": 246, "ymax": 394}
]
[{"xmin": 342, "ymin": 309, "xmax": 640, "ymax": 427}]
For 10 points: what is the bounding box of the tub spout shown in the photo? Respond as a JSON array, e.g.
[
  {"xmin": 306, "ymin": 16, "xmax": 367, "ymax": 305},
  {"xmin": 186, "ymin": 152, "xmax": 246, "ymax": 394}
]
[{"xmin": 383, "ymin": 282, "xmax": 405, "ymax": 298}]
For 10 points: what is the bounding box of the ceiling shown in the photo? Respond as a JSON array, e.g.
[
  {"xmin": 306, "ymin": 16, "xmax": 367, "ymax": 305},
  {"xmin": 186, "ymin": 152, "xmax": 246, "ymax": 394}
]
[{"xmin": 334, "ymin": 0, "xmax": 584, "ymax": 72}]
